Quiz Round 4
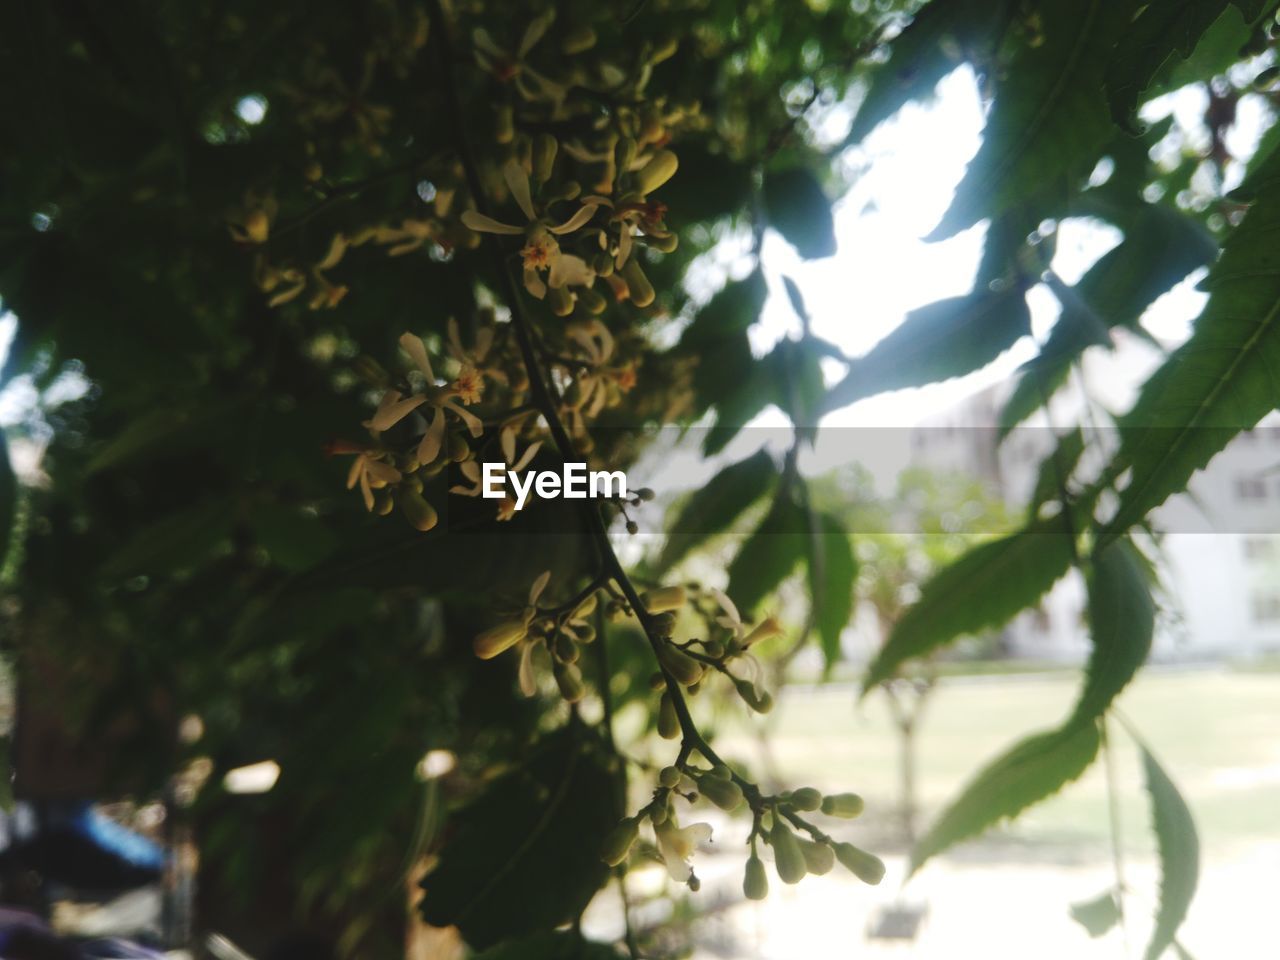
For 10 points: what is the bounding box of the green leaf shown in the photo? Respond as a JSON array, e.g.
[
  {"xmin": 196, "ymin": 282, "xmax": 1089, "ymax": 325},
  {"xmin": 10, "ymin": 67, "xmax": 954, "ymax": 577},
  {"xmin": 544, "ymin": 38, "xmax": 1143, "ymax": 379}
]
[
  {"xmin": 810, "ymin": 513, "xmax": 857, "ymax": 673},
  {"xmin": 846, "ymin": 0, "xmax": 1008, "ymax": 145},
  {"xmin": 418, "ymin": 729, "xmax": 622, "ymax": 950},
  {"xmin": 473, "ymin": 932, "xmax": 622, "ymax": 960},
  {"xmin": 1070, "ymin": 539, "xmax": 1154, "ymax": 725},
  {"xmin": 1027, "ymin": 427, "xmax": 1086, "ymax": 518},
  {"xmin": 727, "ymin": 495, "xmax": 809, "ymax": 616},
  {"xmin": 658, "ymin": 449, "xmax": 778, "ymax": 571},
  {"xmin": 930, "ymin": 0, "xmax": 1140, "ymax": 239},
  {"xmin": 1070, "ymin": 889, "xmax": 1122, "ymax": 938},
  {"xmin": 863, "ymin": 518, "xmax": 1074, "ymax": 691},
  {"xmin": 762, "ymin": 167, "xmax": 836, "ymax": 259},
  {"xmin": 683, "ymin": 271, "xmax": 771, "ymax": 441},
  {"xmin": 249, "ymin": 503, "xmax": 339, "ymax": 573},
  {"xmin": 1140, "ymin": 743, "xmax": 1200, "ymax": 960},
  {"xmin": 910, "ymin": 721, "xmax": 1100, "ymax": 874},
  {"xmin": 998, "ymin": 359, "xmax": 1072, "ymax": 441},
  {"xmin": 1104, "ymin": 1, "xmax": 1235, "ymax": 131},
  {"xmin": 1100, "ymin": 157, "xmax": 1280, "ymax": 542},
  {"xmin": 828, "ymin": 286, "xmax": 1031, "ymax": 409},
  {"xmin": 98, "ymin": 500, "xmax": 234, "ymax": 581}
]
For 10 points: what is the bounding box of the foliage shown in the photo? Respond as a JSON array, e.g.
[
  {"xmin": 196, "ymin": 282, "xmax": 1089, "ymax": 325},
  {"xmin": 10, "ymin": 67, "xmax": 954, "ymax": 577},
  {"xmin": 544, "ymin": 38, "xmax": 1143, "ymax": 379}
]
[{"xmin": 1, "ymin": 0, "xmax": 1276, "ymax": 955}]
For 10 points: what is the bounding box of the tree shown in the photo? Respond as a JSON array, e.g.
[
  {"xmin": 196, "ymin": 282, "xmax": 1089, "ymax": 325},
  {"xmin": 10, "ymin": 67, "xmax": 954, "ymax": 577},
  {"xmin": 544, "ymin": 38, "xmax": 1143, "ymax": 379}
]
[{"xmin": 2, "ymin": 0, "xmax": 1276, "ymax": 956}]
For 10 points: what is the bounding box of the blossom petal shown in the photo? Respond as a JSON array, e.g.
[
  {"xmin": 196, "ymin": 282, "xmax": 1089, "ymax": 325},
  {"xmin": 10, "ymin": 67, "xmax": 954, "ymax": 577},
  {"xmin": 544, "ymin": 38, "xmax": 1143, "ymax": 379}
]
[
  {"xmin": 547, "ymin": 203, "xmax": 599, "ymax": 236},
  {"xmin": 399, "ymin": 333, "xmax": 435, "ymax": 381},
  {"xmin": 523, "ymin": 267, "xmax": 547, "ymax": 299},
  {"xmin": 518, "ymin": 640, "xmax": 538, "ymax": 697},
  {"xmin": 461, "ymin": 210, "xmax": 524, "ymax": 235},
  {"xmin": 548, "ymin": 254, "xmax": 595, "ymax": 290},
  {"xmin": 504, "ymin": 160, "xmax": 537, "ymax": 222},
  {"xmin": 511, "ymin": 440, "xmax": 542, "ymax": 473},
  {"xmin": 366, "ymin": 390, "xmax": 427, "ymax": 431},
  {"xmin": 518, "ymin": 10, "xmax": 553, "ymax": 58},
  {"xmin": 709, "ymin": 587, "xmax": 741, "ymax": 627},
  {"xmin": 417, "ymin": 407, "xmax": 445, "ymax": 465},
  {"xmin": 443, "ymin": 400, "xmax": 484, "ymax": 438},
  {"xmin": 529, "ymin": 569, "xmax": 552, "ymax": 606}
]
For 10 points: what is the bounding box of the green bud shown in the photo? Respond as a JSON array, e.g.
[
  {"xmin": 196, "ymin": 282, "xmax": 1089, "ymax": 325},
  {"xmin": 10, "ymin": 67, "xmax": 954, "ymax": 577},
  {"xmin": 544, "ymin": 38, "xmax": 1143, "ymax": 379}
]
[
  {"xmin": 553, "ymin": 660, "xmax": 585, "ymax": 703},
  {"xmin": 652, "ymin": 611, "xmax": 678, "ymax": 638},
  {"xmin": 659, "ymin": 643, "xmax": 704, "ymax": 685},
  {"xmin": 399, "ymin": 489, "xmax": 439, "ymax": 532},
  {"xmin": 657, "ymin": 691, "xmax": 680, "ymax": 739},
  {"xmin": 658, "ymin": 765, "xmax": 682, "ymax": 788},
  {"xmin": 548, "ymin": 285, "xmax": 575, "ymax": 317},
  {"xmin": 697, "ymin": 775, "xmax": 743, "ymax": 812},
  {"xmin": 619, "ymin": 259, "xmax": 655, "ymax": 308},
  {"xmin": 553, "ymin": 632, "xmax": 579, "ymax": 664},
  {"xmin": 770, "ymin": 819, "xmax": 807, "ymax": 885},
  {"xmin": 643, "ymin": 585, "xmax": 686, "ymax": 613},
  {"xmin": 732, "ymin": 677, "xmax": 772, "ymax": 713},
  {"xmin": 494, "ymin": 104, "xmax": 514, "ymax": 145},
  {"xmin": 578, "ymin": 286, "xmax": 607, "ymax": 315},
  {"xmin": 614, "ymin": 137, "xmax": 638, "ymax": 177},
  {"xmin": 473, "ymin": 619, "xmax": 527, "ymax": 660},
  {"xmin": 702, "ymin": 640, "xmax": 724, "ymax": 659},
  {"xmin": 532, "ymin": 133, "xmax": 558, "ymax": 184},
  {"xmin": 601, "ymin": 816, "xmax": 639, "ymax": 866},
  {"xmin": 593, "ymin": 252, "xmax": 615, "ymax": 277},
  {"xmin": 820, "ymin": 792, "xmax": 865, "ymax": 819},
  {"xmin": 634, "ymin": 149, "xmax": 678, "ymax": 195},
  {"xmin": 448, "ymin": 431, "xmax": 470, "ymax": 462},
  {"xmin": 743, "ymin": 854, "xmax": 768, "ymax": 900},
  {"xmin": 789, "ymin": 788, "xmax": 823, "ymax": 812},
  {"xmin": 833, "ymin": 842, "xmax": 885, "ymax": 885},
  {"xmin": 798, "ymin": 838, "xmax": 835, "ymax": 876},
  {"xmin": 561, "ymin": 23, "xmax": 597, "ymax": 54},
  {"xmin": 645, "ymin": 232, "xmax": 679, "ymax": 253},
  {"xmin": 574, "ymin": 623, "xmax": 596, "ymax": 644},
  {"xmin": 374, "ymin": 489, "xmax": 395, "ymax": 516}
]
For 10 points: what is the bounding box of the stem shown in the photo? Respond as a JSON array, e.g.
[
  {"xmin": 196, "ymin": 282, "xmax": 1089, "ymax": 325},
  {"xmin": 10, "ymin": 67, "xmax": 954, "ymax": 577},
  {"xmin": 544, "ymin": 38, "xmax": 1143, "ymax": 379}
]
[
  {"xmin": 427, "ymin": 0, "xmax": 730, "ymax": 805},
  {"xmin": 1101, "ymin": 716, "xmax": 1131, "ymax": 956}
]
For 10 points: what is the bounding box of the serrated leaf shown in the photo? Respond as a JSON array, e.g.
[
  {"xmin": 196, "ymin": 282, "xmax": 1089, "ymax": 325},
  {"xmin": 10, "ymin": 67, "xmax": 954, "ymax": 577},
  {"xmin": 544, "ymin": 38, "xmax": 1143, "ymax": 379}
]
[
  {"xmin": 827, "ymin": 286, "xmax": 1031, "ymax": 410},
  {"xmin": 762, "ymin": 167, "xmax": 836, "ymax": 259},
  {"xmin": 1070, "ymin": 539, "xmax": 1154, "ymax": 725},
  {"xmin": 418, "ymin": 728, "xmax": 621, "ymax": 950},
  {"xmin": 1027, "ymin": 427, "xmax": 1086, "ymax": 518},
  {"xmin": 726, "ymin": 495, "xmax": 809, "ymax": 616},
  {"xmin": 1070, "ymin": 888, "xmax": 1122, "ymax": 938},
  {"xmin": 846, "ymin": 0, "xmax": 1007, "ymax": 145},
  {"xmin": 1104, "ymin": 1, "xmax": 1235, "ymax": 131},
  {"xmin": 998, "ymin": 360, "xmax": 1073, "ymax": 441},
  {"xmin": 1140, "ymin": 743, "xmax": 1200, "ymax": 960},
  {"xmin": 1100, "ymin": 158, "xmax": 1280, "ymax": 542},
  {"xmin": 930, "ymin": 0, "xmax": 1140, "ymax": 240},
  {"xmin": 810, "ymin": 513, "xmax": 857, "ymax": 673},
  {"xmin": 910, "ymin": 721, "xmax": 1100, "ymax": 874},
  {"xmin": 863, "ymin": 518, "xmax": 1074, "ymax": 690},
  {"xmin": 658, "ymin": 449, "xmax": 778, "ymax": 571}
]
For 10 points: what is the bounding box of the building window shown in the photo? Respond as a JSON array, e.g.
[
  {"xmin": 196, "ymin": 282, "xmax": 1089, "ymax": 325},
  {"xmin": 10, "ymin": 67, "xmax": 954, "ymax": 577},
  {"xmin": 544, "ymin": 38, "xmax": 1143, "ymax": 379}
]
[
  {"xmin": 1251, "ymin": 593, "xmax": 1280, "ymax": 623},
  {"xmin": 1235, "ymin": 477, "xmax": 1268, "ymax": 502},
  {"xmin": 1243, "ymin": 537, "xmax": 1277, "ymax": 561}
]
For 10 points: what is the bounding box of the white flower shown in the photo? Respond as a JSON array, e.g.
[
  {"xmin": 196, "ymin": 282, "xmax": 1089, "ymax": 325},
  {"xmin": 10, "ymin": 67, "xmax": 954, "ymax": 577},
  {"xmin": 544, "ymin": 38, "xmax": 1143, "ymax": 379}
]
[
  {"xmin": 461, "ymin": 161, "xmax": 601, "ymax": 299},
  {"xmin": 654, "ymin": 817, "xmax": 712, "ymax": 883},
  {"xmin": 473, "ymin": 12, "xmax": 566, "ymax": 104}
]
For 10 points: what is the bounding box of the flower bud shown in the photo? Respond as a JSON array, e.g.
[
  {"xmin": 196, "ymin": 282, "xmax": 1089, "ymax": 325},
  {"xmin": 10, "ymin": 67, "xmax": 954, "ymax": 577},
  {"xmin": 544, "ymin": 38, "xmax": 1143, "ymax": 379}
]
[
  {"xmin": 645, "ymin": 232, "xmax": 679, "ymax": 254},
  {"xmin": 659, "ymin": 643, "xmax": 704, "ymax": 686},
  {"xmin": 553, "ymin": 660, "xmax": 585, "ymax": 703},
  {"xmin": 798, "ymin": 838, "xmax": 835, "ymax": 876},
  {"xmin": 554, "ymin": 632, "xmax": 579, "ymax": 664},
  {"xmin": 650, "ymin": 36, "xmax": 679, "ymax": 65},
  {"xmin": 473, "ymin": 620, "xmax": 527, "ymax": 660},
  {"xmin": 789, "ymin": 787, "xmax": 822, "ymax": 812},
  {"xmin": 593, "ymin": 252, "xmax": 615, "ymax": 277},
  {"xmin": 243, "ymin": 209, "xmax": 270, "ymax": 244},
  {"xmin": 833, "ymin": 842, "xmax": 885, "ymax": 885},
  {"xmin": 658, "ymin": 765, "xmax": 681, "ymax": 788},
  {"xmin": 548, "ymin": 285, "xmax": 574, "ymax": 317},
  {"xmin": 733, "ymin": 677, "xmax": 773, "ymax": 713},
  {"xmin": 532, "ymin": 133, "xmax": 558, "ymax": 184},
  {"xmin": 494, "ymin": 104, "xmax": 514, "ymax": 145},
  {"xmin": 657, "ymin": 691, "xmax": 680, "ymax": 739},
  {"xmin": 578, "ymin": 287, "xmax": 607, "ymax": 315},
  {"xmin": 561, "ymin": 23, "xmax": 597, "ymax": 55},
  {"xmin": 820, "ymin": 793, "xmax": 864, "ymax": 819},
  {"xmin": 643, "ymin": 585, "xmax": 686, "ymax": 614},
  {"xmin": 635, "ymin": 149, "xmax": 678, "ymax": 195},
  {"xmin": 697, "ymin": 775, "xmax": 743, "ymax": 812},
  {"xmin": 652, "ymin": 611, "xmax": 678, "ymax": 638},
  {"xmin": 448, "ymin": 432, "xmax": 470, "ymax": 462},
  {"xmin": 743, "ymin": 854, "xmax": 768, "ymax": 900},
  {"xmin": 399, "ymin": 489, "xmax": 439, "ymax": 532},
  {"xmin": 619, "ymin": 259, "xmax": 655, "ymax": 308},
  {"xmin": 601, "ymin": 816, "xmax": 639, "ymax": 866},
  {"xmin": 770, "ymin": 819, "xmax": 807, "ymax": 885}
]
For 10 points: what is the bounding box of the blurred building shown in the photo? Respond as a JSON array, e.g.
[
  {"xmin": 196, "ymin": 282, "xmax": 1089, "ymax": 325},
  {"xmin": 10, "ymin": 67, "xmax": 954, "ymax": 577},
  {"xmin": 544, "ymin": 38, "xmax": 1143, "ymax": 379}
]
[{"xmin": 908, "ymin": 331, "xmax": 1280, "ymax": 663}]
